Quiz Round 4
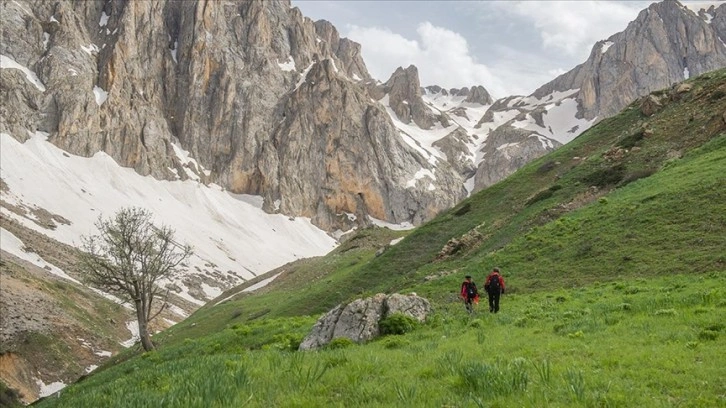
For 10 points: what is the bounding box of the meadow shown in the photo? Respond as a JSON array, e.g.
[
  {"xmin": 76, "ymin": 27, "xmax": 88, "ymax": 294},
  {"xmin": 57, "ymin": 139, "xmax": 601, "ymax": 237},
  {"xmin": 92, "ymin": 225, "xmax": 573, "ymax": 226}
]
[{"xmin": 36, "ymin": 272, "xmax": 725, "ymax": 407}]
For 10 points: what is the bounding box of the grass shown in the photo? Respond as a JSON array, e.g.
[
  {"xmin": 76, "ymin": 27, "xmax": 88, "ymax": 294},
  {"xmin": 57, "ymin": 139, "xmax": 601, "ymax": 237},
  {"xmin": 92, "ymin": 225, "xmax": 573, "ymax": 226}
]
[
  {"xmin": 36, "ymin": 274, "xmax": 726, "ymax": 407},
  {"xmin": 33, "ymin": 70, "xmax": 726, "ymax": 407}
]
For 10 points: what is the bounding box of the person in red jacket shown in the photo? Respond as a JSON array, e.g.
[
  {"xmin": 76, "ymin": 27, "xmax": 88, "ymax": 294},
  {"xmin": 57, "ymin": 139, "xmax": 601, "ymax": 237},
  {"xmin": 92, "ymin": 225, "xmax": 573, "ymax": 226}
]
[
  {"xmin": 484, "ymin": 267, "xmax": 506, "ymax": 313},
  {"xmin": 460, "ymin": 275, "xmax": 479, "ymax": 313}
]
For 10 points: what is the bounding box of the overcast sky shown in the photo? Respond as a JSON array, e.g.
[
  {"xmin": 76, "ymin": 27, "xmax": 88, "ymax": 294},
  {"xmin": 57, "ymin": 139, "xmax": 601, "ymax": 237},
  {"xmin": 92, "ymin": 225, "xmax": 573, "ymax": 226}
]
[{"xmin": 293, "ymin": 1, "xmax": 724, "ymax": 97}]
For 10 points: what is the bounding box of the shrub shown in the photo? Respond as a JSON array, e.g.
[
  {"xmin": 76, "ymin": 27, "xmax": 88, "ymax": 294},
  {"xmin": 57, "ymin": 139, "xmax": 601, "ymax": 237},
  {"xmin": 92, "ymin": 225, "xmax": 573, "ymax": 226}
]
[
  {"xmin": 468, "ymin": 319, "xmax": 484, "ymax": 328},
  {"xmin": 453, "ymin": 202, "xmax": 471, "ymax": 216},
  {"xmin": 537, "ymin": 160, "xmax": 557, "ymax": 174},
  {"xmin": 617, "ymin": 129, "xmax": 645, "ymax": 149},
  {"xmin": 525, "ymin": 185, "xmax": 562, "ymax": 206},
  {"xmin": 582, "ymin": 164, "xmax": 626, "ymax": 187},
  {"xmin": 710, "ymin": 90, "xmax": 726, "ymax": 101},
  {"xmin": 327, "ymin": 337, "xmax": 355, "ymax": 349},
  {"xmin": 381, "ymin": 336, "xmax": 410, "ymax": 349},
  {"xmin": 526, "ymin": 190, "xmax": 554, "ymax": 206},
  {"xmin": 379, "ymin": 313, "xmax": 419, "ymax": 336},
  {"xmin": 0, "ymin": 381, "xmax": 24, "ymax": 408},
  {"xmin": 698, "ymin": 330, "xmax": 719, "ymax": 341},
  {"xmin": 619, "ymin": 168, "xmax": 657, "ymax": 187}
]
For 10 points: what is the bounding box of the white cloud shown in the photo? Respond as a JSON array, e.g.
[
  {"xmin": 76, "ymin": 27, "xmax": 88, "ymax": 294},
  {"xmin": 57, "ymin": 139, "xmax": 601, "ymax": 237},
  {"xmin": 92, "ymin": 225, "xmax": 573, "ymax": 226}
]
[
  {"xmin": 347, "ymin": 22, "xmax": 508, "ymax": 97},
  {"xmin": 492, "ymin": 1, "xmax": 643, "ymax": 60}
]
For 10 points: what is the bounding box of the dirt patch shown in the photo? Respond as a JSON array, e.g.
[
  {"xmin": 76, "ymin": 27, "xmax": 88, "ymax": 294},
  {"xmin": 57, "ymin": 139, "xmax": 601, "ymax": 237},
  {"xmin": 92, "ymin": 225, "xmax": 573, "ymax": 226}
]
[{"xmin": 0, "ymin": 353, "xmax": 37, "ymax": 404}]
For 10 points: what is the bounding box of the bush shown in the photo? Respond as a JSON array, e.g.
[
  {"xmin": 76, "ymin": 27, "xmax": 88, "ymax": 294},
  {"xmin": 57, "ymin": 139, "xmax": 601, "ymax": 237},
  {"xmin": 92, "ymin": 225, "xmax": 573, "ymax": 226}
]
[
  {"xmin": 379, "ymin": 313, "xmax": 419, "ymax": 336},
  {"xmin": 619, "ymin": 168, "xmax": 657, "ymax": 187},
  {"xmin": 525, "ymin": 185, "xmax": 563, "ymax": 207},
  {"xmin": 582, "ymin": 164, "xmax": 626, "ymax": 187},
  {"xmin": 618, "ymin": 130, "xmax": 645, "ymax": 149},
  {"xmin": 327, "ymin": 337, "xmax": 355, "ymax": 349},
  {"xmin": 698, "ymin": 330, "xmax": 719, "ymax": 341},
  {"xmin": 381, "ymin": 336, "xmax": 410, "ymax": 349},
  {"xmin": 537, "ymin": 160, "xmax": 557, "ymax": 174},
  {"xmin": 710, "ymin": 90, "xmax": 726, "ymax": 101},
  {"xmin": 0, "ymin": 381, "xmax": 23, "ymax": 408}
]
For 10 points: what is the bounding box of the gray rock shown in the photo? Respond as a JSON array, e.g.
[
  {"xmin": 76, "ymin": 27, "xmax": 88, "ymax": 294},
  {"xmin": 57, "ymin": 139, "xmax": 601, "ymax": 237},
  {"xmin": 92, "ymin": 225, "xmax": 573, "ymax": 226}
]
[{"xmin": 299, "ymin": 293, "xmax": 432, "ymax": 350}]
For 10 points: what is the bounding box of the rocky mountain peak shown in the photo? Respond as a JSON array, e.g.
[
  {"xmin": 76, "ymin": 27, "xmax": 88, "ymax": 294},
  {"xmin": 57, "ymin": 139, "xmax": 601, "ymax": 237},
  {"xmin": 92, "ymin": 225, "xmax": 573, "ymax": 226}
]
[
  {"xmin": 381, "ymin": 65, "xmax": 436, "ymax": 129},
  {"xmin": 531, "ymin": 0, "xmax": 726, "ymax": 120}
]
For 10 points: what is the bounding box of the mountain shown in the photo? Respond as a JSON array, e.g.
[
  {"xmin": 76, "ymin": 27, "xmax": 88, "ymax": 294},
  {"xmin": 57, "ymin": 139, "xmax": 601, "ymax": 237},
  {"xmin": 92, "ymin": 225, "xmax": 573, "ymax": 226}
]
[
  {"xmin": 398, "ymin": 0, "xmax": 726, "ymax": 193},
  {"xmin": 0, "ymin": 0, "xmax": 467, "ymax": 234},
  {"xmin": 29, "ymin": 68, "xmax": 726, "ymax": 408}
]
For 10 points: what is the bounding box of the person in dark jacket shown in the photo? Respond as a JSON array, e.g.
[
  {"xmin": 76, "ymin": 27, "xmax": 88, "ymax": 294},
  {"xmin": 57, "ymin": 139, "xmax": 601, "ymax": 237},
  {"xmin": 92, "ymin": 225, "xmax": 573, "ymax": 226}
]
[
  {"xmin": 460, "ymin": 275, "xmax": 479, "ymax": 313},
  {"xmin": 484, "ymin": 267, "xmax": 506, "ymax": 313}
]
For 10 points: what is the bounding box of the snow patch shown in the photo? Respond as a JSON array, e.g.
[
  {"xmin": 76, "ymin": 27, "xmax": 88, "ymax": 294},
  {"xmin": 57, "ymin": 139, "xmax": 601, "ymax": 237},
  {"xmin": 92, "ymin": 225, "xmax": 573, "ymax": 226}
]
[
  {"xmin": 170, "ymin": 40, "xmax": 178, "ymax": 63},
  {"xmin": 93, "ymin": 85, "xmax": 108, "ymax": 106},
  {"xmin": 0, "ymin": 227, "xmax": 81, "ymax": 284},
  {"xmin": 36, "ymin": 379, "xmax": 66, "ymax": 398},
  {"xmin": 389, "ymin": 237, "xmax": 404, "ymax": 246},
  {"xmin": 684, "ymin": 67, "xmax": 690, "ymax": 79},
  {"xmin": 277, "ymin": 56, "xmax": 296, "ymax": 72},
  {"xmin": 99, "ymin": 11, "xmax": 110, "ymax": 27},
  {"xmin": 0, "ymin": 55, "xmax": 46, "ymax": 91},
  {"xmin": 120, "ymin": 320, "xmax": 140, "ymax": 348},
  {"xmin": 294, "ymin": 62, "xmax": 315, "ymax": 91},
  {"xmin": 406, "ymin": 168, "xmax": 436, "ymax": 188},
  {"xmin": 368, "ymin": 216, "xmax": 415, "ymax": 231},
  {"xmin": 601, "ymin": 41, "xmax": 614, "ymax": 53},
  {"xmin": 81, "ymin": 44, "xmax": 99, "ymax": 56},
  {"xmin": 201, "ymin": 282, "xmax": 222, "ymax": 299}
]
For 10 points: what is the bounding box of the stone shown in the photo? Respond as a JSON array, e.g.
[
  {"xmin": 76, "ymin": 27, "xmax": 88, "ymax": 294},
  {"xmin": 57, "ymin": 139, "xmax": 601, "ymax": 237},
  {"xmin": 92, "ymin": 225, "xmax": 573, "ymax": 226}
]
[{"xmin": 299, "ymin": 293, "xmax": 432, "ymax": 350}]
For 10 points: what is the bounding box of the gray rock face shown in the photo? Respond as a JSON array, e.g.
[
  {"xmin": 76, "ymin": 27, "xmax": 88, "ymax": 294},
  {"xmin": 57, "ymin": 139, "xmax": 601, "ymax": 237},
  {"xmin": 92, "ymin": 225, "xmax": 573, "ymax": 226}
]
[
  {"xmin": 380, "ymin": 65, "xmax": 436, "ymax": 129},
  {"xmin": 0, "ymin": 0, "xmax": 463, "ymax": 231},
  {"xmin": 433, "ymin": 127, "xmax": 477, "ymax": 179},
  {"xmin": 474, "ymin": 125, "xmax": 561, "ymax": 190},
  {"xmin": 472, "ymin": 0, "xmax": 726, "ymax": 192},
  {"xmin": 464, "ymin": 85, "xmax": 494, "ymax": 105},
  {"xmin": 532, "ymin": 1, "xmax": 726, "ymax": 120},
  {"xmin": 299, "ymin": 293, "xmax": 431, "ymax": 350}
]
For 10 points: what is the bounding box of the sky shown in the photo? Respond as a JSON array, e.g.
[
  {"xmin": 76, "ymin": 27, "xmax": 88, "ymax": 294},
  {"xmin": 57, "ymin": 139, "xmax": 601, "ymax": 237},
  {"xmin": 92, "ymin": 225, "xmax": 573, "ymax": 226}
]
[{"xmin": 293, "ymin": 0, "xmax": 724, "ymax": 97}]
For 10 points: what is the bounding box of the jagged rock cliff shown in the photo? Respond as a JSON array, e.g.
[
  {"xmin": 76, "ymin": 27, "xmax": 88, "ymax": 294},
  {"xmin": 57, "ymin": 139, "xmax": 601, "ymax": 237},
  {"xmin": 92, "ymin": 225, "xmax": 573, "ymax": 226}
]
[
  {"xmin": 471, "ymin": 0, "xmax": 726, "ymax": 192},
  {"xmin": 0, "ymin": 0, "xmax": 464, "ymax": 232},
  {"xmin": 532, "ymin": 0, "xmax": 726, "ymax": 120}
]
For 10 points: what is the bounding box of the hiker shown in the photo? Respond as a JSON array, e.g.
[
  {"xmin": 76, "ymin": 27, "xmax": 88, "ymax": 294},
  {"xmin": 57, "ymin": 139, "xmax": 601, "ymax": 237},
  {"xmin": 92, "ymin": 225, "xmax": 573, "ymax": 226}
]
[
  {"xmin": 460, "ymin": 275, "xmax": 479, "ymax": 313},
  {"xmin": 484, "ymin": 267, "xmax": 506, "ymax": 313}
]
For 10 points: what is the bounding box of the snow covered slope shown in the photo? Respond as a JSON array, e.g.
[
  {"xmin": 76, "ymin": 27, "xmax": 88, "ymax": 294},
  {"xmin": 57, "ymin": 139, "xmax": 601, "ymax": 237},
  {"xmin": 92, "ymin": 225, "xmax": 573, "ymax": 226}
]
[
  {"xmin": 378, "ymin": 85, "xmax": 596, "ymax": 195},
  {"xmin": 0, "ymin": 132, "xmax": 337, "ymax": 306}
]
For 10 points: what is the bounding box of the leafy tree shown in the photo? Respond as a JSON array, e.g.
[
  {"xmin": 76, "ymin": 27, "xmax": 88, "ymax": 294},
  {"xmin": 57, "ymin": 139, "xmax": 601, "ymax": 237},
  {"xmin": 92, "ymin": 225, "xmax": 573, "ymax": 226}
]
[{"xmin": 78, "ymin": 207, "xmax": 192, "ymax": 351}]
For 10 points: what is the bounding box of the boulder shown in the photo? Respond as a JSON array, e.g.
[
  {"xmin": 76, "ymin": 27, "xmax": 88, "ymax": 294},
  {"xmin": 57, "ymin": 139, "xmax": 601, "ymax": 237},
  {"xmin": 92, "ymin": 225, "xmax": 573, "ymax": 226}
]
[
  {"xmin": 299, "ymin": 293, "xmax": 432, "ymax": 350},
  {"xmin": 640, "ymin": 95, "xmax": 663, "ymax": 117}
]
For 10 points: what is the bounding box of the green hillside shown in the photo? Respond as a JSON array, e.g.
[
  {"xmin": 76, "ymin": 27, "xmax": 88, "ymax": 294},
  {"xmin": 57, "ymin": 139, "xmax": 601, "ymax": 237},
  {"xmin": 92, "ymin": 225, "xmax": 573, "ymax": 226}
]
[{"xmin": 34, "ymin": 70, "xmax": 726, "ymax": 407}]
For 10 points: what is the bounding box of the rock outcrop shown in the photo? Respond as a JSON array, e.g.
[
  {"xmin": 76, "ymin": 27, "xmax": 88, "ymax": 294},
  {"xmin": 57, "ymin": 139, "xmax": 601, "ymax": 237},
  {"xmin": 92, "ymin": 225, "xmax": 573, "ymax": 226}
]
[{"xmin": 299, "ymin": 293, "xmax": 431, "ymax": 350}]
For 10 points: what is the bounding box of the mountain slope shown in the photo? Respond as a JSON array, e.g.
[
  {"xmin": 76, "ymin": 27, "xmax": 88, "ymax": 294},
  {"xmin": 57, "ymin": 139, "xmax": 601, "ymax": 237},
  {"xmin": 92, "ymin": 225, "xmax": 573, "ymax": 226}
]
[{"xmin": 127, "ymin": 69, "xmax": 726, "ymax": 344}]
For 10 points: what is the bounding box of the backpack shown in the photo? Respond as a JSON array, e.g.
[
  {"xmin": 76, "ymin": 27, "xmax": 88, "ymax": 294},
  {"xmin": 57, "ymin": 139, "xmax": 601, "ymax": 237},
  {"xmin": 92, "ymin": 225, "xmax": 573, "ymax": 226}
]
[
  {"xmin": 488, "ymin": 274, "xmax": 501, "ymax": 292},
  {"xmin": 465, "ymin": 281, "xmax": 478, "ymax": 298}
]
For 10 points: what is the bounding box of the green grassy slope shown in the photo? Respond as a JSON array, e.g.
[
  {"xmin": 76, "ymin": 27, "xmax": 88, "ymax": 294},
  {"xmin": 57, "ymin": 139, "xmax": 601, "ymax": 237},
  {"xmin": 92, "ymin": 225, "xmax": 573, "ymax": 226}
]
[{"xmin": 34, "ymin": 69, "xmax": 726, "ymax": 407}]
